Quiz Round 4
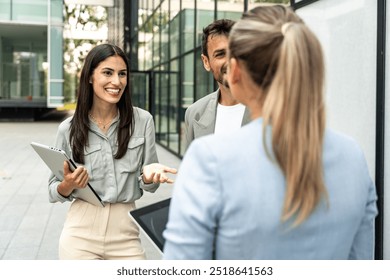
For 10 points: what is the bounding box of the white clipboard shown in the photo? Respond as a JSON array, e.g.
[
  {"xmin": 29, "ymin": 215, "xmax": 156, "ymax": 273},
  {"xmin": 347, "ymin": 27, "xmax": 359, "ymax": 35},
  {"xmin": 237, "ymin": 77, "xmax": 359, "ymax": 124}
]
[{"xmin": 31, "ymin": 142, "xmax": 105, "ymax": 207}]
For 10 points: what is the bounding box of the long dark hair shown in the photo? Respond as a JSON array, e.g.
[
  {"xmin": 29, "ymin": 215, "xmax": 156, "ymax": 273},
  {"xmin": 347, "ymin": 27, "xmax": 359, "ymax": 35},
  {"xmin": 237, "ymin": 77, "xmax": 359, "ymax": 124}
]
[{"xmin": 69, "ymin": 43, "xmax": 134, "ymax": 164}]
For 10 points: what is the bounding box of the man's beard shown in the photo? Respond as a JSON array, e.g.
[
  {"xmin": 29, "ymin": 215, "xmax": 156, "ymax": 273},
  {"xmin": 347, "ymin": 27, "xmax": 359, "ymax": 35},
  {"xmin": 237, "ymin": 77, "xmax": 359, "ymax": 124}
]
[
  {"xmin": 218, "ymin": 64, "xmax": 229, "ymax": 88},
  {"xmin": 215, "ymin": 74, "xmax": 229, "ymax": 88},
  {"xmin": 222, "ymin": 79, "xmax": 230, "ymax": 89}
]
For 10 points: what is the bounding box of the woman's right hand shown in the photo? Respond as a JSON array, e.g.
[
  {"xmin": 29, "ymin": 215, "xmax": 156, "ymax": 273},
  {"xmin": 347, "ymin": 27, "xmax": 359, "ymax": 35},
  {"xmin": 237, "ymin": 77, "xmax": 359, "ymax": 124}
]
[{"xmin": 57, "ymin": 161, "xmax": 89, "ymax": 198}]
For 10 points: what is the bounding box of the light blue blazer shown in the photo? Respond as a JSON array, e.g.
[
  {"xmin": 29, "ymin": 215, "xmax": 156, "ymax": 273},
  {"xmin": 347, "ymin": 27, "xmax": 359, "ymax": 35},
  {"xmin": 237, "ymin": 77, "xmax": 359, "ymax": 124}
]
[{"xmin": 163, "ymin": 118, "xmax": 378, "ymax": 259}]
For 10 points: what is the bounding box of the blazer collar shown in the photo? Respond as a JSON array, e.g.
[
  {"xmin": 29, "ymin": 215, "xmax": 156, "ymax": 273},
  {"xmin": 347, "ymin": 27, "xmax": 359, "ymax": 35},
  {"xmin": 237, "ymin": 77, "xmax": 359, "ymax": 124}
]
[
  {"xmin": 196, "ymin": 89, "xmax": 219, "ymax": 127},
  {"xmin": 242, "ymin": 107, "xmax": 252, "ymax": 126}
]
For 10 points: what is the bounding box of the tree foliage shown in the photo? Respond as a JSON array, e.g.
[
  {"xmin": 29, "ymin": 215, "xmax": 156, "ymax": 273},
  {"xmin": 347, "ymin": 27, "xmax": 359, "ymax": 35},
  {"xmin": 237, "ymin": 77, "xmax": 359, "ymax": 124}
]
[
  {"xmin": 63, "ymin": 4, "xmax": 107, "ymax": 74},
  {"xmin": 63, "ymin": 4, "xmax": 107, "ymax": 102}
]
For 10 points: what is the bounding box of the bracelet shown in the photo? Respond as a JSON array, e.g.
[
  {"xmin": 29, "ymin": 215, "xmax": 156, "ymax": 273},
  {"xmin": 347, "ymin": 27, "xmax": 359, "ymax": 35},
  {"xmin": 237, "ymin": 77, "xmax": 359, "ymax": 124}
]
[
  {"xmin": 138, "ymin": 172, "xmax": 144, "ymax": 183},
  {"xmin": 138, "ymin": 171, "xmax": 154, "ymax": 184}
]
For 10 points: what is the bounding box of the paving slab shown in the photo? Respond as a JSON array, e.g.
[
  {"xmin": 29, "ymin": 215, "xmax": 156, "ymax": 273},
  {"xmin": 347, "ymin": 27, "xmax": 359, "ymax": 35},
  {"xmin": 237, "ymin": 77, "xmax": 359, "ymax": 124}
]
[{"xmin": 0, "ymin": 111, "xmax": 181, "ymax": 260}]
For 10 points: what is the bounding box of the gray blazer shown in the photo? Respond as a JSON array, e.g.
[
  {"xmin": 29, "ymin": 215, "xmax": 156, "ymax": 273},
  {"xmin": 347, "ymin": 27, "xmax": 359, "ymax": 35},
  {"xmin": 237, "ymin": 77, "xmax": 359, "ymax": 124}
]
[{"xmin": 184, "ymin": 89, "xmax": 251, "ymax": 151}]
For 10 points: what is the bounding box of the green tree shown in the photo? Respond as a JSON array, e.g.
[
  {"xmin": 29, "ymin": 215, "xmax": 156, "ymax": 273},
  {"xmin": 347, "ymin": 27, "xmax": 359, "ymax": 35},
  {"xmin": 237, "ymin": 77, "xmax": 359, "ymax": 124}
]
[{"xmin": 63, "ymin": 4, "xmax": 107, "ymax": 102}]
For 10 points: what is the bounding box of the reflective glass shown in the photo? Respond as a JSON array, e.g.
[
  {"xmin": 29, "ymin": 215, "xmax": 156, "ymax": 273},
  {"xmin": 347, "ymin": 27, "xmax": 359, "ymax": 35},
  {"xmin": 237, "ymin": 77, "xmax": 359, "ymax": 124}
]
[
  {"xmin": 195, "ymin": 48, "xmax": 213, "ymax": 100},
  {"xmin": 0, "ymin": 0, "xmax": 11, "ymax": 20},
  {"xmin": 12, "ymin": 0, "xmax": 47, "ymax": 22},
  {"xmin": 169, "ymin": 12, "xmax": 180, "ymax": 59},
  {"xmin": 159, "ymin": 71, "xmax": 169, "ymax": 146},
  {"xmin": 0, "ymin": 27, "xmax": 47, "ymax": 102},
  {"xmin": 196, "ymin": 8, "xmax": 214, "ymax": 48},
  {"xmin": 50, "ymin": 26, "xmax": 63, "ymax": 79},
  {"xmin": 169, "ymin": 61, "xmax": 180, "ymax": 154},
  {"xmin": 51, "ymin": 0, "xmax": 63, "ymax": 24},
  {"xmin": 181, "ymin": 5, "xmax": 194, "ymax": 53},
  {"xmin": 182, "ymin": 52, "xmax": 194, "ymax": 107}
]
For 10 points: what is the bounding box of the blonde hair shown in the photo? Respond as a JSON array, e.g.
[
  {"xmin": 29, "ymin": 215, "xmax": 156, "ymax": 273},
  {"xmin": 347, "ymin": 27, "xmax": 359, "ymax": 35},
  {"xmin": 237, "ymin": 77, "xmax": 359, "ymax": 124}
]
[{"xmin": 229, "ymin": 5, "xmax": 327, "ymax": 226}]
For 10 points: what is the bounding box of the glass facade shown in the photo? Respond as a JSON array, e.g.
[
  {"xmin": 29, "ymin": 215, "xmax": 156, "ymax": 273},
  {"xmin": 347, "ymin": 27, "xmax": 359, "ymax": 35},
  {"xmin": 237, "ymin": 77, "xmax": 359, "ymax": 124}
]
[
  {"xmin": 0, "ymin": 0, "xmax": 63, "ymax": 109},
  {"xmin": 131, "ymin": 0, "xmax": 289, "ymax": 157}
]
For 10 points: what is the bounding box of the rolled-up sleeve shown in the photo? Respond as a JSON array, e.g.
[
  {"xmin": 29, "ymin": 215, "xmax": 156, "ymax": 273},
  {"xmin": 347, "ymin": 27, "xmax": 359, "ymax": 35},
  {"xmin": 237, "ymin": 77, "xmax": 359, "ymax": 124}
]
[
  {"xmin": 48, "ymin": 120, "xmax": 73, "ymax": 203},
  {"xmin": 139, "ymin": 113, "xmax": 160, "ymax": 193}
]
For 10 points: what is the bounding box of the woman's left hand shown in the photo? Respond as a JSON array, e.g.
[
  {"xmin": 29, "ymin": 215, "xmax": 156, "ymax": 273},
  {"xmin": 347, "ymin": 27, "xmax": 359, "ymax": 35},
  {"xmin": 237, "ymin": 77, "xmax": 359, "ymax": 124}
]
[{"xmin": 142, "ymin": 163, "xmax": 178, "ymax": 184}]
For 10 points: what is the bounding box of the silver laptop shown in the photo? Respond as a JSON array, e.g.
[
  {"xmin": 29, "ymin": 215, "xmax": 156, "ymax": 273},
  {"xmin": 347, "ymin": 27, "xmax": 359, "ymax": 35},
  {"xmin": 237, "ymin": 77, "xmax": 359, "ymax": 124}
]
[
  {"xmin": 31, "ymin": 142, "xmax": 104, "ymax": 207},
  {"xmin": 129, "ymin": 198, "xmax": 170, "ymax": 254}
]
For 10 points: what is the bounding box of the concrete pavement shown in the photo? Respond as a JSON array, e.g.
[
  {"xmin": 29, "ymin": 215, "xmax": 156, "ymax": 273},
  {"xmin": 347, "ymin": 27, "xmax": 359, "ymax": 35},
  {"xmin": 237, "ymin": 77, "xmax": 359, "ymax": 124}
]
[{"xmin": 0, "ymin": 110, "xmax": 181, "ymax": 260}]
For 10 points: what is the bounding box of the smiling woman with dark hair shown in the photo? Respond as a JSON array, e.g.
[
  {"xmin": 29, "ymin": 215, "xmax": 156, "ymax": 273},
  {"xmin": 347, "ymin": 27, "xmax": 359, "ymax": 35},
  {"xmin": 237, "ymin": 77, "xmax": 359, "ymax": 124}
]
[{"xmin": 48, "ymin": 43, "xmax": 177, "ymax": 260}]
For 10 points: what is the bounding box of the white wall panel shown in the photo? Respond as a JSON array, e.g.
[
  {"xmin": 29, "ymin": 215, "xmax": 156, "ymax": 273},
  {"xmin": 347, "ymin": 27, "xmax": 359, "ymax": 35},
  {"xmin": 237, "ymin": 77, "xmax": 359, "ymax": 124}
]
[
  {"xmin": 296, "ymin": 0, "xmax": 384, "ymax": 257},
  {"xmin": 297, "ymin": 0, "xmax": 377, "ymax": 178}
]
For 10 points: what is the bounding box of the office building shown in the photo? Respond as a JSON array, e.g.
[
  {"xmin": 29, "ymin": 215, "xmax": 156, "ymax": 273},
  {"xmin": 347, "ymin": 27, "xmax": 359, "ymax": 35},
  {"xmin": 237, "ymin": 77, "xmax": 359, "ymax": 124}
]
[{"xmin": 0, "ymin": 0, "xmax": 63, "ymax": 119}]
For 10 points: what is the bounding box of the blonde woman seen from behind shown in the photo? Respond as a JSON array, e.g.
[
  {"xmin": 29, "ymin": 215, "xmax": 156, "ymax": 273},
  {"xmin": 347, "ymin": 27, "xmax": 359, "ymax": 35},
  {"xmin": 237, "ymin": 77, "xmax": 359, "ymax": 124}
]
[{"xmin": 163, "ymin": 5, "xmax": 377, "ymax": 259}]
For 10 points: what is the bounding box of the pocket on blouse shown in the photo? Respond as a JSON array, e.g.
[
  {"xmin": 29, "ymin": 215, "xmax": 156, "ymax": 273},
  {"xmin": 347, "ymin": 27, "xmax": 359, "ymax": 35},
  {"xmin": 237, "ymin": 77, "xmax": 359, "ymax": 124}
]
[
  {"xmin": 84, "ymin": 144, "xmax": 104, "ymax": 181},
  {"xmin": 117, "ymin": 137, "xmax": 145, "ymax": 174}
]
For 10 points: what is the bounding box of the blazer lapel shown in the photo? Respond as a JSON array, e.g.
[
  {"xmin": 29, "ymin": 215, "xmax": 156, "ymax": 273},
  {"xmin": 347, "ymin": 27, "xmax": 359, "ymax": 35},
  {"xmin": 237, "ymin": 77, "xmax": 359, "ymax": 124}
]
[
  {"xmin": 193, "ymin": 90, "xmax": 219, "ymax": 138},
  {"xmin": 241, "ymin": 107, "xmax": 252, "ymax": 126}
]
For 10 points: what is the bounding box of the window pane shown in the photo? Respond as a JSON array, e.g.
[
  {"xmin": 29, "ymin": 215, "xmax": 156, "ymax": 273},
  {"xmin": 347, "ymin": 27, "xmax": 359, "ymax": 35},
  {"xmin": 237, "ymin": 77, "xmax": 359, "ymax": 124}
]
[
  {"xmin": 50, "ymin": 26, "xmax": 63, "ymax": 79},
  {"xmin": 195, "ymin": 48, "xmax": 213, "ymax": 100},
  {"xmin": 197, "ymin": 9, "xmax": 214, "ymax": 48},
  {"xmin": 12, "ymin": 0, "xmax": 47, "ymax": 22},
  {"xmin": 169, "ymin": 11, "xmax": 180, "ymax": 59},
  {"xmin": 169, "ymin": 61, "xmax": 180, "ymax": 154},
  {"xmin": 182, "ymin": 52, "xmax": 194, "ymax": 107},
  {"xmin": 0, "ymin": 26, "xmax": 47, "ymax": 102},
  {"xmin": 181, "ymin": 8, "xmax": 194, "ymax": 53},
  {"xmin": 159, "ymin": 71, "xmax": 169, "ymax": 146},
  {"xmin": 0, "ymin": 0, "xmax": 11, "ymax": 20},
  {"xmin": 216, "ymin": 0, "xmax": 243, "ymax": 19},
  {"xmin": 51, "ymin": 0, "xmax": 63, "ymax": 24}
]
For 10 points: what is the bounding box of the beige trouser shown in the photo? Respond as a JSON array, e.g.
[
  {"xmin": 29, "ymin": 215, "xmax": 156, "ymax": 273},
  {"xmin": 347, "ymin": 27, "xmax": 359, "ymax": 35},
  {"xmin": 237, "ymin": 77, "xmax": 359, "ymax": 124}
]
[{"xmin": 59, "ymin": 199, "xmax": 146, "ymax": 260}]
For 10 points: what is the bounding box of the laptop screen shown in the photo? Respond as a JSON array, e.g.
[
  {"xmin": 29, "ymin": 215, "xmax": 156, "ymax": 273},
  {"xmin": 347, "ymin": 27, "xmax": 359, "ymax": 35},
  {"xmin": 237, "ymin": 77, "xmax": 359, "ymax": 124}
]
[{"xmin": 130, "ymin": 198, "xmax": 170, "ymax": 252}]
